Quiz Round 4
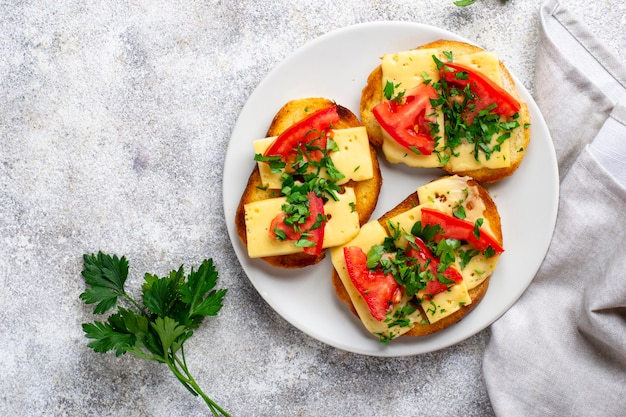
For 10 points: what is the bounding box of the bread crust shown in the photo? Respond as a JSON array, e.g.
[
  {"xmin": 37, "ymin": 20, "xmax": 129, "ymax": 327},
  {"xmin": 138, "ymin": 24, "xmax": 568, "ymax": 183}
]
[
  {"xmin": 360, "ymin": 39, "xmax": 531, "ymax": 183},
  {"xmin": 236, "ymin": 98, "xmax": 383, "ymax": 268},
  {"xmin": 332, "ymin": 176, "xmax": 501, "ymax": 337}
]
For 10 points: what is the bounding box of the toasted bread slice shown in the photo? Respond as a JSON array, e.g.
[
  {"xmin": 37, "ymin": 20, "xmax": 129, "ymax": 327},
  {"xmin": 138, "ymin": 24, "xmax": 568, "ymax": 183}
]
[
  {"xmin": 236, "ymin": 98, "xmax": 382, "ymax": 269},
  {"xmin": 361, "ymin": 39, "xmax": 530, "ymax": 183},
  {"xmin": 331, "ymin": 175, "xmax": 502, "ymax": 339}
]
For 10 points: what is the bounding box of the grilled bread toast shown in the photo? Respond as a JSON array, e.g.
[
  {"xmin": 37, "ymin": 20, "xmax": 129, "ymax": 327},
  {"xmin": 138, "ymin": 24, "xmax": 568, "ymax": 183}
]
[
  {"xmin": 330, "ymin": 175, "xmax": 503, "ymax": 342},
  {"xmin": 361, "ymin": 39, "xmax": 530, "ymax": 183},
  {"xmin": 236, "ymin": 98, "xmax": 382, "ymax": 268}
]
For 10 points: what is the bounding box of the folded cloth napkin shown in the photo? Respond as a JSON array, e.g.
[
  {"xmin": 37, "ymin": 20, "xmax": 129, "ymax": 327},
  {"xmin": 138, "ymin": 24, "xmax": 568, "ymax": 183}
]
[{"xmin": 483, "ymin": 1, "xmax": 626, "ymax": 416}]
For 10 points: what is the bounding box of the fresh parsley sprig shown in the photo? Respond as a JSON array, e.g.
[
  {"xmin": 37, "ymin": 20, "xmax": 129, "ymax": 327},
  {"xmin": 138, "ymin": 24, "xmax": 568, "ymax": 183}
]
[{"xmin": 80, "ymin": 251, "xmax": 230, "ymax": 417}]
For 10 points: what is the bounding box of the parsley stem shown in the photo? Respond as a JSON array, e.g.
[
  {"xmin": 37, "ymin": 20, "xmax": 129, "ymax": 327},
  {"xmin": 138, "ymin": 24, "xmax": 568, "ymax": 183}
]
[
  {"xmin": 166, "ymin": 347, "xmax": 231, "ymax": 417},
  {"xmin": 122, "ymin": 293, "xmax": 148, "ymax": 316}
]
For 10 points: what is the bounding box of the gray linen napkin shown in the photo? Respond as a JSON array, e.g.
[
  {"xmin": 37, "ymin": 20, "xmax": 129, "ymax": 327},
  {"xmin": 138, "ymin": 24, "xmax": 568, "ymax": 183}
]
[{"xmin": 483, "ymin": 1, "xmax": 626, "ymax": 416}]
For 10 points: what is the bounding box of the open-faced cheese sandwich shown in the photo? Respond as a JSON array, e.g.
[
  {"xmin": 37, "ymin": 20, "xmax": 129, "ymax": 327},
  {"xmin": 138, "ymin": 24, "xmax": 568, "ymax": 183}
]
[
  {"xmin": 330, "ymin": 175, "xmax": 504, "ymax": 343},
  {"xmin": 360, "ymin": 39, "xmax": 530, "ymax": 183},
  {"xmin": 235, "ymin": 98, "xmax": 383, "ymax": 268}
]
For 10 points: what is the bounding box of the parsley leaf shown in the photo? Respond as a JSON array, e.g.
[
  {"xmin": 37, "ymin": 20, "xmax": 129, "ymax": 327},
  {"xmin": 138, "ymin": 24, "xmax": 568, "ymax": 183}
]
[
  {"xmin": 82, "ymin": 318, "xmax": 137, "ymax": 357},
  {"xmin": 80, "ymin": 252, "xmax": 230, "ymax": 416},
  {"xmin": 411, "ymin": 221, "xmax": 442, "ymax": 243},
  {"xmin": 80, "ymin": 253, "xmax": 130, "ymax": 314},
  {"xmin": 254, "ymin": 153, "xmax": 285, "ymax": 173},
  {"xmin": 181, "ymin": 260, "xmax": 226, "ymax": 318},
  {"xmin": 383, "ymin": 80, "xmax": 406, "ymax": 102},
  {"xmin": 459, "ymin": 248, "xmax": 480, "ymax": 270},
  {"xmin": 474, "ymin": 218, "xmax": 484, "ymax": 239},
  {"xmin": 432, "ymin": 238, "xmax": 461, "ymax": 270}
]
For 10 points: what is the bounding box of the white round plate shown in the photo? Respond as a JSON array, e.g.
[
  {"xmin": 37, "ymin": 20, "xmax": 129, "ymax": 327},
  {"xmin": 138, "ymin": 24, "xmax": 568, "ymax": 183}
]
[{"xmin": 223, "ymin": 21, "xmax": 559, "ymax": 356}]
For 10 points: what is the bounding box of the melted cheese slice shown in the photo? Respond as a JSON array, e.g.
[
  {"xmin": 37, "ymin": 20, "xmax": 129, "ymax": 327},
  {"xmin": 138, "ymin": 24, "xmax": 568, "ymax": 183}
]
[
  {"xmin": 254, "ymin": 127, "xmax": 374, "ymax": 189},
  {"xmin": 380, "ymin": 49, "xmax": 513, "ymax": 170},
  {"xmin": 380, "ymin": 48, "xmax": 443, "ymax": 168},
  {"xmin": 388, "ymin": 176, "xmax": 501, "ymax": 323},
  {"xmin": 244, "ymin": 188, "xmax": 360, "ymax": 258},
  {"xmin": 423, "ymin": 280, "xmax": 472, "ymax": 323},
  {"xmin": 454, "ymin": 52, "xmax": 501, "ymax": 84},
  {"xmin": 416, "ymin": 176, "xmax": 500, "ymax": 291},
  {"xmin": 330, "ymin": 221, "xmax": 424, "ymax": 339},
  {"xmin": 456, "ymin": 244, "xmax": 499, "ymax": 290},
  {"xmin": 443, "ymin": 52, "xmax": 512, "ymax": 171},
  {"xmin": 380, "ymin": 48, "xmax": 441, "ymax": 90},
  {"xmin": 384, "ymin": 204, "xmax": 472, "ymax": 324},
  {"xmin": 332, "ymin": 177, "xmax": 502, "ymax": 330},
  {"xmin": 417, "ymin": 175, "xmax": 491, "ymax": 233},
  {"xmin": 331, "ymin": 178, "xmax": 492, "ymax": 329}
]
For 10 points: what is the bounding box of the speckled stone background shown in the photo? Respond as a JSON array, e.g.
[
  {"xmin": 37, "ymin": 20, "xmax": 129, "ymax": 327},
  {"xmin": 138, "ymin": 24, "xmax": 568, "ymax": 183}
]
[{"xmin": 1, "ymin": 1, "xmax": 623, "ymax": 416}]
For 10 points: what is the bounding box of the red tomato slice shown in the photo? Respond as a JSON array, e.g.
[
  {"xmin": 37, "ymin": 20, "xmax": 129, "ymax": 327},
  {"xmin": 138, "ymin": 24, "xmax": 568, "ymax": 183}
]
[
  {"xmin": 264, "ymin": 106, "xmax": 339, "ymax": 163},
  {"xmin": 423, "ymin": 279, "xmax": 448, "ymax": 300},
  {"xmin": 372, "ymin": 83, "xmax": 439, "ymax": 155},
  {"xmin": 420, "ymin": 207, "xmax": 504, "ymax": 254},
  {"xmin": 407, "ymin": 238, "xmax": 463, "ymax": 283},
  {"xmin": 440, "ymin": 62, "xmax": 521, "ymax": 121},
  {"xmin": 268, "ymin": 192, "xmax": 326, "ymax": 256},
  {"xmin": 343, "ymin": 246, "xmax": 401, "ymax": 321},
  {"xmin": 302, "ymin": 193, "xmax": 325, "ymax": 256},
  {"xmin": 269, "ymin": 212, "xmax": 297, "ymax": 240},
  {"xmin": 406, "ymin": 237, "xmax": 463, "ymax": 300}
]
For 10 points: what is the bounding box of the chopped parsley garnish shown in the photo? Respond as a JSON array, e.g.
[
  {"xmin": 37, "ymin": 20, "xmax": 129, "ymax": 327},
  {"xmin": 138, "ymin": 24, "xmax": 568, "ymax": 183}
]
[
  {"xmin": 385, "ymin": 304, "xmax": 418, "ymax": 328},
  {"xmin": 483, "ymin": 246, "xmax": 497, "ymax": 259},
  {"xmin": 261, "ymin": 128, "xmax": 349, "ymax": 243},
  {"xmin": 254, "ymin": 154, "xmax": 286, "ymax": 173},
  {"xmin": 364, "ymin": 221, "xmax": 464, "ymax": 300},
  {"xmin": 383, "ymin": 80, "xmax": 406, "ymax": 103},
  {"xmin": 459, "ymin": 248, "xmax": 480, "ymax": 270},
  {"xmin": 473, "ymin": 218, "xmax": 484, "ymax": 239},
  {"xmin": 454, "ymin": 205, "xmax": 466, "ymax": 219},
  {"xmin": 429, "ymin": 53, "xmax": 521, "ymax": 163}
]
